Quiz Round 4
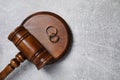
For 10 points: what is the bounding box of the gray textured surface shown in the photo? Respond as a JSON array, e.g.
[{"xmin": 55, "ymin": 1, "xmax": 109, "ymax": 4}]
[{"xmin": 0, "ymin": 0, "xmax": 120, "ymax": 80}]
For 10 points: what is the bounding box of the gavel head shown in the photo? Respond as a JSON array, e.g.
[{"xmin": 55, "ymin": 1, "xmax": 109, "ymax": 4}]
[
  {"xmin": 8, "ymin": 26, "xmax": 53, "ymax": 69},
  {"xmin": 8, "ymin": 12, "xmax": 71, "ymax": 70}
]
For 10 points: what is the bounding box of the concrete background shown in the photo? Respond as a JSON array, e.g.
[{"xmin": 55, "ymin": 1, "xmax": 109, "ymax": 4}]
[{"xmin": 0, "ymin": 0, "xmax": 120, "ymax": 80}]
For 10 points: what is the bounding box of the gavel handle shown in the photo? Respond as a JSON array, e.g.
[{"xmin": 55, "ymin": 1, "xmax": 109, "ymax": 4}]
[{"xmin": 0, "ymin": 52, "xmax": 26, "ymax": 80}]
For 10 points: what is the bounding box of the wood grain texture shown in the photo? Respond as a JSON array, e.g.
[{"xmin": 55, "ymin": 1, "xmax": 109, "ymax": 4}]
[{"xmin": 22, "ymin": 12, "xmax": 71, "ymax": 59}]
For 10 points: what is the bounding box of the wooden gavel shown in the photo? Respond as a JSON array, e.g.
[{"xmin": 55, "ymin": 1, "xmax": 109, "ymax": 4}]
[{"xmin": 0, "ymin": 12, "xmax": 72, "ymax": 80}]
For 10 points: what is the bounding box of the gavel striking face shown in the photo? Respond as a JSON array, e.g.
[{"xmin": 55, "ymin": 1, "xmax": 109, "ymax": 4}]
[{"xmin": 0, "ymin": 12, "xmax": 72, "ymax": 80}]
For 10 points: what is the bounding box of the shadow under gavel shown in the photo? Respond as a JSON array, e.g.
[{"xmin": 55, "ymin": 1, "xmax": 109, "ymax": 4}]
[{"xmin": 0, "ymin": 12, "xmax": 72, "ymax": 80}]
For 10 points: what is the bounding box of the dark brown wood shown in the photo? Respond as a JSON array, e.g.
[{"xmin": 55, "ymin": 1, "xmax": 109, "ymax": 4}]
[
  {"xmin": 0, "ymin": 52, "xmax": 26, "ymax": 80},
  {"xmin": 21, "ymin": 12, "xmax": 70, "ymax": 60},
  {"xmin": 8, "ymin": 26, "xmax": 53, "ymax": 69},
  {"xmin": 0, "ymin": 12, "xmax": 72, "ymax": 80}
]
